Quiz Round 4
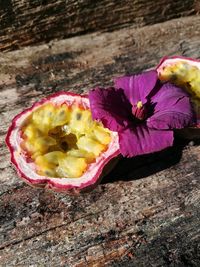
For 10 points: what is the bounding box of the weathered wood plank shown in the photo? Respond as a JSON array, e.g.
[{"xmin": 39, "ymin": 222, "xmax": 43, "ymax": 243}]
[
  {"xmin": 0, "ymin": 15, "xmax": 199, "ymax": 195},
  {"xmin": 0, "ymin": 0, "xmax": 198, "ymax": 51},
  {"xmin": 0, "ymin": 15, "xmax": 200, "ymax": 266},
  {"xmin": 0, "ymin": 144, "xmax": 200, "ymax": 266},
  {"xmin": 0, "ymin": 15, "xmax": 199, "ymax": 105}
]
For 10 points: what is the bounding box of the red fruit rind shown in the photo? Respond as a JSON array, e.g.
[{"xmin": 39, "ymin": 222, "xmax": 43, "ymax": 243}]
[
  {"xmin": 6, "ymin": 92, "xmax": 120, "ymax": 192},
  {"xmin": 156, "ymin": 56, "xmax": 200, "ymax": 129}
]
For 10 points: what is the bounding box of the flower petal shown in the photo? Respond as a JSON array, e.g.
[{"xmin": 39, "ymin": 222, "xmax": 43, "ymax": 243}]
[
  {"xmin": 147, "ymin": 83, "xmax": 195, "ymax": 130},
  {"xmin": 119, "ymin": 125, "xmax": 174, "ymax": 157},
  {"xmin": 89, "ymin": 87, "xmax": 132, "ymax": 132},
  {"xmin": 114, "ymin": 70, "xmax": 158, "ymax": 105}
]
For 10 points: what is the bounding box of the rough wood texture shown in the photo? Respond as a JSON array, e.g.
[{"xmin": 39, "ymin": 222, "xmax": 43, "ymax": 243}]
[
  {"xmin": 0, "ymin": 15, "xmax": 200, "ymax": 266},
  {"xmin": 0, "ymin": 0, "xmax": 199, "ymax": 51}
]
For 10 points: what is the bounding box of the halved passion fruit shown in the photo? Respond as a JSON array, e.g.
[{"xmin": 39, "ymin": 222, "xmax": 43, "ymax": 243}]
[
  {"xmin": 157, "ymin": 56, "xmax": 200, "ymax": 138},
  {"xmin": 6, "ymin": 92, "xmax": 120, "ymax": 193}
]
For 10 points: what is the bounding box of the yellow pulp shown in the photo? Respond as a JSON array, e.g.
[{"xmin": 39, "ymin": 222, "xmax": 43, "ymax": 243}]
[
  {"xmin": 21, "ymin": 103, "xmax": 111, "ymax": 178},
  {"xmin": 158, "ymin": 61, "xmax": 200, "ymax": 115}
]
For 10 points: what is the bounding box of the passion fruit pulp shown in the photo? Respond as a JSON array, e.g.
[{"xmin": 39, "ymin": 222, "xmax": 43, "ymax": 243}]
[{"xmin": 6, "ymin": 92, "xmax": 120, "ymax": 192}]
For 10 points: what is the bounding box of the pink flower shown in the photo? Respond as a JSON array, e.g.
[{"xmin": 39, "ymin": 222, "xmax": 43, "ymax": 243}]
[{"xmin": 89, "ymin": 70, "xmax": 195, "ymax": 157}]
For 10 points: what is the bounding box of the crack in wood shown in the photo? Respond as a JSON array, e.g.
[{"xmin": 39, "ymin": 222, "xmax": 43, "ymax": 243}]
[
  {"xmin": 0, "ymin": 0, "xmax": 197, "ymax": 52},
  {"xmin": 0, "ymin": 208, "xmax": 107, "ymax": 251}
]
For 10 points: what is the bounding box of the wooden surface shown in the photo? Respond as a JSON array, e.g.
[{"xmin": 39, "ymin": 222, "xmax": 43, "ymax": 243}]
[
  {"xmin": 0, "ymin": 9, "xmax": 200, "ymax": 267},
  {"xmin": 0, "ymin": 0, "xmax": 199, "ymax": 51}
]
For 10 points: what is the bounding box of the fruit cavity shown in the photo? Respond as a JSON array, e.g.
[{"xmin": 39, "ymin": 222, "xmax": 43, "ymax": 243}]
[{"xmin": 21, "ymin": 102, "xmax": 111, "ymax": 178}]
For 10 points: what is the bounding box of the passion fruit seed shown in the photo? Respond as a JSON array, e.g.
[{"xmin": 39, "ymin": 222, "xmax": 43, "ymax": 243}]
[
  {"xmin": 158, "ymin": 61, "xmax": 200, "ymax": 115},
  {"xmin": 21, "ymin": 103, "xmax": 111, "ymax": 178}
]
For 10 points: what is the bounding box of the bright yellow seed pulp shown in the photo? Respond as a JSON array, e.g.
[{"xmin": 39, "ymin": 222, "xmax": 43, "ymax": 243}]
[{"xmin": 21, "ymin": 103, "xmax": 111, "ymax": 178}]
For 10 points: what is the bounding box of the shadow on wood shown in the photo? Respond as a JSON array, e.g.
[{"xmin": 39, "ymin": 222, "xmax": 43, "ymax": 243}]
[{"xmin": 102, "ymin": 138, "xmax": 194, "ymax": 183}]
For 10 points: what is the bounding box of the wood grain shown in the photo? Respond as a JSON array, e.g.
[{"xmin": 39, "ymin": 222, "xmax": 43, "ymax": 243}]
[
  {"xmin": 0, "ymin": 0, "xmax": 198, "ymax": 51},
  {"xmin": 0, "ymin": 15, "xmax": 200, "ymax": 266},
  {"xmin": 1, "ymin": 144, "xmax": 200, "ymax": 266}
]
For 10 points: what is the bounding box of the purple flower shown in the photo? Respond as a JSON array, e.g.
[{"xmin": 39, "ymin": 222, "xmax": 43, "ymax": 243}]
[{"xmin": 89, "ymin": 70, "xmax": 195, "ymax": 157}]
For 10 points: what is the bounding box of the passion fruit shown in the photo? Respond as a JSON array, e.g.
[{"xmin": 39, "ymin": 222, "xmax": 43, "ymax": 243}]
[
  {"xmin": 6, "ymin": 92, "xmax": 120, "ymax": 193},
  {"xmin": 157, "ymin": 56, "xmax": 200, "ymax": 139}
]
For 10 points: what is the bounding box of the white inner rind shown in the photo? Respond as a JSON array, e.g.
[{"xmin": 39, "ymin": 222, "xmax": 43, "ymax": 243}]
[
  {"xmin": 9, "ymin": 94, "xmax": 119, "ymax": 187},
  {"xmin": 157, "ymin": 58, "xmax": 200, "ymax": 75}
]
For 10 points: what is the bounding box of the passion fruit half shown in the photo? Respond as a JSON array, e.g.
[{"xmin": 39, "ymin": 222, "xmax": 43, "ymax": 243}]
[
  {"xmin": 6, "ymin": 92, "xmax": 120, "ymax": 193},
  {"xmin": 157, "ymin": 56, "xmax": 200, "ymax": 139}
]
